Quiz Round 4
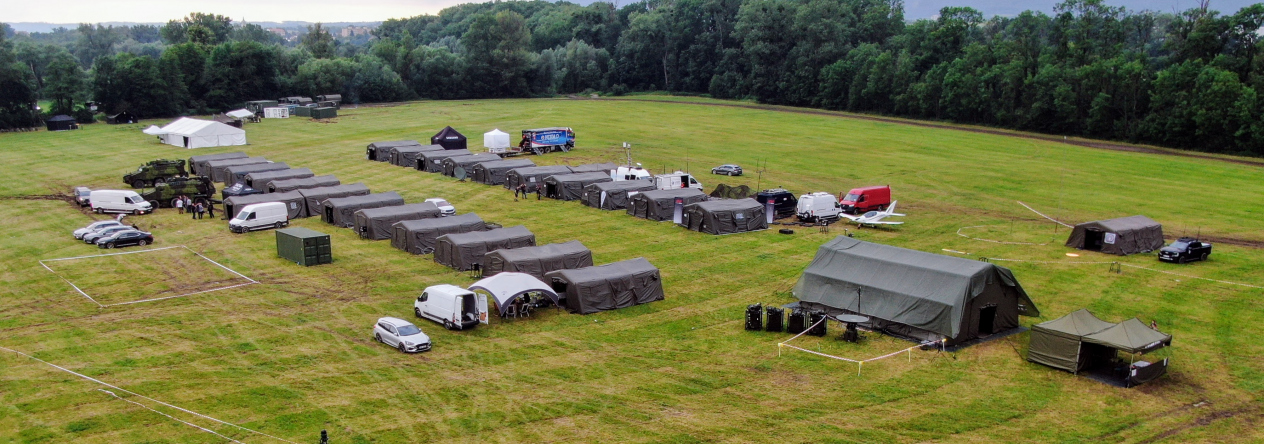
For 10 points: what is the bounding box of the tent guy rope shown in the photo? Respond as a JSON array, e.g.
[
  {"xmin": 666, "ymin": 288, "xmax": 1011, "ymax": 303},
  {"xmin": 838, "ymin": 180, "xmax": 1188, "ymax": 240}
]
[{"xmin": 1017, "ymin": 201, "xmax": 1073, "ymax": 228}]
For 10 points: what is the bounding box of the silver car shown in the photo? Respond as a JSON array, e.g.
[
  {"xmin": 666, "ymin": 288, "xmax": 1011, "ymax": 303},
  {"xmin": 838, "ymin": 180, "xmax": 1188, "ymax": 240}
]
[
  {"xmin": 83, "ymin": 226, "xmax": 138, "ymax": 244},
  {"xmin": 73, "ymin": 220, "xmax": 123, "ymax": 239},
  {"xmin": 373, "ymin": 317, "xmax": 431, "ymax": 353}
]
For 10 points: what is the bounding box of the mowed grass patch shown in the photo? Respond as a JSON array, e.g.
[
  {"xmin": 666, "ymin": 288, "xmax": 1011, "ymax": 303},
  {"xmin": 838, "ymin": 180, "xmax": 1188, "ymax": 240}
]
[{"xmin": 41, "ymin": 246, "xmax": 254, "ymax": 306}]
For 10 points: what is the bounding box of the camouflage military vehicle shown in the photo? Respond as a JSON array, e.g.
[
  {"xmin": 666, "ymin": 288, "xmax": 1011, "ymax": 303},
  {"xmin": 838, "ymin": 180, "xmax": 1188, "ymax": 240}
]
[
  {"xmin": 124, "ymin": 159, "xmax": 188, "ymax": 188},
  {"xmin": 140, "ymin": 176, "xmax": 217, "ymax": 208}
]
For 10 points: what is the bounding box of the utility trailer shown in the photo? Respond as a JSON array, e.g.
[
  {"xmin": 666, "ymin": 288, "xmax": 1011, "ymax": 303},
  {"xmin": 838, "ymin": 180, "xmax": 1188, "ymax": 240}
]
[{"xmin": 498, "ymin": 127, "xmax": 575, "ymax": 156}]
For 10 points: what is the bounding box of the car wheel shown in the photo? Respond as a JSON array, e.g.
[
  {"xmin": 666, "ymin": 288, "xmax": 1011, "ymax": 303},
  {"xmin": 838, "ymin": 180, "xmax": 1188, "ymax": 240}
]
[
  {"xmin": 1201, "ymin": 253, "xmax": 1208, "ymax": 261},
  {"xmin": 106, "ymin": 242, "xmax": 116, "ymax": 249},
  {"xmin": 148, "ymin": 200, "xmax": 160, "ymax": 209},
  {"xmin": 398, "ymin": 343, "xmax": 407, "ymax": 353},
  {"xmin": 415, "ymin": 307, "xmax": 422, "ymax": 318},
  {"xmin": 444, "ymin": 320, "xmax": 454, "ymax": 330},
  {"xmin": 1177, "ymin": 256, "xmax": 1186, "ymax": 264},
  {"xmin": 138, "ymin": 239, "xmax": 148, "ymax": 246},
  {"xmin": 132, "ymin": 180, "xmax": 145, "ymax": 188},
  {"xmin": 93, "ymin": 208, "xmax": 101, "ymax": 214},
  {"xmin": 275, "ymin": 221, "xmax": 285, "ymax": 229}
]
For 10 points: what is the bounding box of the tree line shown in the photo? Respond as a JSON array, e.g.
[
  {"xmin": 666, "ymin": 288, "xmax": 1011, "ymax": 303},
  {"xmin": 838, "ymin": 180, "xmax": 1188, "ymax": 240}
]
[{"xmin": 2, "ymin": 1, "xmax": 1264, "ymax": 155}]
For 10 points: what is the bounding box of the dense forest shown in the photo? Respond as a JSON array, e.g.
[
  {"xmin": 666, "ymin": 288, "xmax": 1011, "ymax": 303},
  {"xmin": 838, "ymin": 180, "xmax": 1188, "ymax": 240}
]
[{"xmin": 2, "ymin": 0, "xmax": 1264, "ymax": 155}]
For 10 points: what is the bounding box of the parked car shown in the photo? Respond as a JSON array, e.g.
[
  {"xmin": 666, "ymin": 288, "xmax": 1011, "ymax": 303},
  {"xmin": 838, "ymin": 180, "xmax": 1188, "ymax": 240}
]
[
  {"xmin": 228, "ymin": 202, "xmax": 289, "ymax": 233},
  {"xmin": 73, "ymin": 186, "xmax": 92, "ymax": 206},
  {"xmin": 373, "ymin": 317, "xmax": 432, "ymax": 353},
  {"xmin": 425, "ymin": 198, "xmax": 456, "ymax": 216},
  {"xmin": 1158, "ymin": 237, "xmax": 1212, "ymax": 263},
  {"xmin": 96, "ymin": 230, "xmax": 153, "ymax": 249},
  {"xmin": 83, "ymin": 226, "xmax": 138, "ymax": 244},
  {"xmin": 73, "ymin": 220, "xmax": 123, "ymax": 239},
  {"xmin": 796, "ymin": 192, "xmax": 842, "ymax": 222},
  {"xmin": 839, "ymin": 185, "xmax": 891, "ymax": 215},
  {"xmin": 711, "ymin": 164, "xmax": 743, "ymax": 176},
  {"xmin": 89, "ymin": 190, "xmax": 154, "ymax": 215},
  {"xmin": 755, "ymin": 188, "xmax": 798, "ymax": 219},
  {"xmin": 414, "ymin": 284, "xmax": 487, "ymax": 330}
]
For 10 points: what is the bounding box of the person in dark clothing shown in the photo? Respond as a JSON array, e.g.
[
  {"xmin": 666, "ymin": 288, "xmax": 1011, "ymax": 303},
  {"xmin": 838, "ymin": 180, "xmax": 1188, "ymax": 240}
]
[{"xmin": 206, "ymin": 202, "xmax": 215, "ymax": 219}]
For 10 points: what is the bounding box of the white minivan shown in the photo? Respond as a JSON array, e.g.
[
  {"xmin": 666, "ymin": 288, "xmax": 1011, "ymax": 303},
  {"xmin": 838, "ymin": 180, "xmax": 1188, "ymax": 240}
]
[
  {"xmin": 89, "ymin": 190, "xmax": 153, "ymax": 215},
  {"xmin": 228, "ymin": 202, "xmax": 289, "ymax": 233},
  {"xmin": 796, "ymin": 192, "xmax": 842, "ymax": 222},
  {"xmin": 414, "ymin": 284, "xmax": 488, "ymax": 330}
]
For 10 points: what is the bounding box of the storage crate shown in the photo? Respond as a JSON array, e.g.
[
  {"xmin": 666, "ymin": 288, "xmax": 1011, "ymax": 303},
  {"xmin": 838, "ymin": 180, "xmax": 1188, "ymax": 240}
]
[
  {"xmin": 311, "ymin": 107, "xmax": 338, "ymax": 119},
  {"xmin": 276, "ymin": 227, "xmax": 331, "ymax": 266}
]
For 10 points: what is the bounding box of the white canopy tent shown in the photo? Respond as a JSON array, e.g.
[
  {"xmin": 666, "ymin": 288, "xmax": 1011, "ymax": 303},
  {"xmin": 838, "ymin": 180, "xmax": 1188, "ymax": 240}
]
[
  {"xmin": 148, "ymin": 118, "xmax": 247, "ymax": 149},
  {"xmin": 142, "ymin": 125, "xmax": 164, "ymax": 135},
  {"xmin": 483, "ymin": 129, "xmax": 511, "ymax": 150},
  {"xmin": 468, "ymin": 272, "xmax": 559, "ymax": 311},
  {"xmin": 226, "ymin": 109, "xmax": 254, "ymax": 119}
]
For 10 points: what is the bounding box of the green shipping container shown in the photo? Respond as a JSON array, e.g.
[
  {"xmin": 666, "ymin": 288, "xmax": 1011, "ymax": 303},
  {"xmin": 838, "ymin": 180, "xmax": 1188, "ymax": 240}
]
[
  {"xmin": 293, "ymin": 106, "xmax": 313, "ymax": 117},
  {"xmin": 276, "ymin": 227, "xmax": 332, "ymax": 266},
  {"xmin": 311, "ymin": 107, "xmax": 338, "ymax": 119}
]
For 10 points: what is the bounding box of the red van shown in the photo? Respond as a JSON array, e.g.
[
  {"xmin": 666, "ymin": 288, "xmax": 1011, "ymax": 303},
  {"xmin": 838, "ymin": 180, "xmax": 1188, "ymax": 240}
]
[{"xmin": 838, "ymin": 186, "xmax": 891, "ymax": 214}]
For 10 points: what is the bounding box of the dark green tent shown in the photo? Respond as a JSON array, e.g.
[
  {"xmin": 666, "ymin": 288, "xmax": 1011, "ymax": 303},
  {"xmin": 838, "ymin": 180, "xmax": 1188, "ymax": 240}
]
[
  {"xmin": 1083, "ymin": 318, "xmax": 1172, "ymax": 354},
  {"xmin": 1027, "ymin": 309, "xmax": 1116, "ymax": 373},
  {"xmin": 1065, "ymin": 215, "xmax": 1164, "ymax": 255}
]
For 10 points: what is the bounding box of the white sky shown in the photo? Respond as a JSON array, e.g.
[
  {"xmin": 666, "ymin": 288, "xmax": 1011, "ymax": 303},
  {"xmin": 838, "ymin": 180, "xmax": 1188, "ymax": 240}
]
[{"xmin": 6, "ymin": 0, "xmax": 472, "ymax": 24}]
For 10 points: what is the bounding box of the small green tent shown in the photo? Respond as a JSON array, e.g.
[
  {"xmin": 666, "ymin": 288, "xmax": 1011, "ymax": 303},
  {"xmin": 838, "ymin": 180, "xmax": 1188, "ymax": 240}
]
[{"xmin": 1027, "ymin": 309, "xmax": 1116, "ymax": 373}]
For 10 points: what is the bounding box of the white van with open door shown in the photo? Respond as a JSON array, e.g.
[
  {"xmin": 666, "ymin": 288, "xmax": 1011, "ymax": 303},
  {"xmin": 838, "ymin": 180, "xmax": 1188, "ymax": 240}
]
[
  {"xmin": 228, "ymin": 202, "xmax": 289, "ymax": 233},
  {"xmin": 653, "ymin": 171, "xmax": 702, "ymax": 191},
  {"xmin": 89, "ymin": 190, "xmax": 153, "ymax": 215},
  {"xmin": 414, "ymin": 284, "xmax": 488, "ymax": 330}
]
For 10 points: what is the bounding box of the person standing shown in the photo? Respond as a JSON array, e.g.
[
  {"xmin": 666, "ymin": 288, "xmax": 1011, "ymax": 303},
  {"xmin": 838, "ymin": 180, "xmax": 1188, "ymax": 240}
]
[
  {"xmin": 198, "ymin": 202, "xmax": 206, "ymax": 219},
  {"xmin": 206, "ymin": 201, "xmax": 215, "ymax": 219},
  {"xmin": 191, "ymin": 202, "xmax": 201, "ymax": 220},
  {"xmin": 175, "ymin": 195, "xmax": 185, "ymax": 214}
]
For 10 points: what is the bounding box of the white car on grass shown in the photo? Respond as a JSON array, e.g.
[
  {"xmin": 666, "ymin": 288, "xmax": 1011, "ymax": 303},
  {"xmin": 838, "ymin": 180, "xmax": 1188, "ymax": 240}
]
[
  {"xmin": 425, "ymin": 198, "xmax": 456, "ymax": 216},
  {"xmin": 73, "ymin": 220, "xmax": 124, "ymax": 239},
  {"xmin": 372, "ymin": 317, "xmax": 432, "ymax": 353}
]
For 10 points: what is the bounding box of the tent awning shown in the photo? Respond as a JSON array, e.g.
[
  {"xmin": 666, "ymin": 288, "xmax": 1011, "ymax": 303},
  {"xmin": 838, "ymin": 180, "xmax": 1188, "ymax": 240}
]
[
  {"xmin": 468, "ymin": 272, "xmax": 559, "ymax": 310},
  {"xmin": 1083, "ymin": 318, "xmax": 1172, "ymax": 354}
]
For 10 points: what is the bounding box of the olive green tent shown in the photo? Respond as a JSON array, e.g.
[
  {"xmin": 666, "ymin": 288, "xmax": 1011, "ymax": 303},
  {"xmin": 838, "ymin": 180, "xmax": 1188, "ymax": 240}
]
[
  {"xmin": 545, "ymin": 258, "xmax": 664, "ymax": 315},
  {"xmin": 389, "ymin": 144, "xmax": 444, "ymax": 168},
  {"xmin": 441, "ymin": 153, "xmax": 501, "ymax": 177},
  {"xmin": 418, "ymin": 149, "xmax": 472, "ymax": 173},
  {"xmin": 582, "ymin": 180, "xmax": 656, "ymax": 210},
  {"xmin": 483, "ymin": 241, "xmax": 594, "ymax": 280},
  {"xmin": 367, "ymin": 140, "xmax": 420, "ymax": 162},
  {"xmin": 628, "ymin": 188, "xmax": 708, "ymax": 221},
  {"xmin": 504, "ymin": 165, "xmax": 573, "ymax": 192},
  {"xmin": 544, "ymin": 172, "xmax": 611, "ymax": 200},
  {"xmin": 1065, "ymin": 215, "xmax": 1164, "ymax": 255},
  {"xmin": 680, "ymin": 199, "xmax": 767, "ymax": 234},
  {"xmin": 434, "ymin": 225, "xmax": 536, "ymax": 271},
  {"xmin": 1083, "ymin": 318, "xmax": 1172, "ymax": 354},
  {"xmin": 470, "ymin": 158, "xmax": 536, "ymax": 185},
  {"xmin": 1027, "ymin": 309, "xmax": 1117, "ymax": 373}
]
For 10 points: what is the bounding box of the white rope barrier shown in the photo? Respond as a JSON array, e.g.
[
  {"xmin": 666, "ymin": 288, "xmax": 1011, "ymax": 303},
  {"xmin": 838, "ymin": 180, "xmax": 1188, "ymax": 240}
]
[
  {"xmin": 38, "ymin": 246, "xmax": 258, "ymax": 307},
  {"xmin": 777, "ymin": 316, "xmax": 937, "ymax": 375},
  {"xmin": 1017, "ymin": 201, "xmax": 1073, "ymax": 228},
  {"xmin": 955, "ymin": 225, "xmax": 1047, "ymax": 246},
  {"xmin": 98, "ymin": 389, "xmax": 247, "ymax": 443}
]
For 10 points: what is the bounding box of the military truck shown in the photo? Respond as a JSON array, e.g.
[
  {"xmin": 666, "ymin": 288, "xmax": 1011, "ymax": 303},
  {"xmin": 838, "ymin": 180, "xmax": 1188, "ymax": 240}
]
[
  {"xmin": 140, "ymin": 176, "xmax": 217, "ymax": 208},
  {"xmin": 124, "ymin": 159, "xmax": 188, "ymax": 188}
]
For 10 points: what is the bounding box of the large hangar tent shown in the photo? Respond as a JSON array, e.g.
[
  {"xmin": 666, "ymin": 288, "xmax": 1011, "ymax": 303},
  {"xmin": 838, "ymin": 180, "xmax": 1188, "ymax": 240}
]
[
  {"xmin": 225, "ymin": 162, "xmax": 290, "ymax": 185},
  {"xmin": 1027, "ymin": 309, "xmax": 1118, "ymax": 373},
  {"xmin": 297, "ymin": 183, "xmax": 369, "ymax": 217},
  {"xmin": 150, "ymin": 118, "xmax": 247, "ymax": 149},
  {"xmin": 471, "ymin": 158, "xmax": 536, "ymax": 185},
  {"xmin": 322, "ymin": 192, "xmax": 405, "ymax": 227},
  {"xmin": 442, "ymin": 153, "xmax": 501, "ymax": 177},
  {"xmin": 366, "ymin": 140, "xmax": 420, "ymax": 162},
  {"xmin": 1065, "ymin": 215, "xmax": 1164, "ymax": 255},
  {"xmin": 505, "ymin": 165, "xmax": 572, "ymax": 192},
  {"xmin": 418, "ymin": 149, "xmax": 473, "ymax": 173},
  {"xmin": 354, "ymin": 202, "xmax": 442, "ymax": 240},
  {"xmin": 434, "ymin": 225, "xmax": 536, "ymax": 271},
  {"xmin": 267, "ymin": 175, "xmax": 339, "ymax": 193},
  {"xmin": 545, "ymin": 172, "xmax": 612, "ymax": 201},
  {"xmin": 583, "ymin": 180, "xmax": 656, "ymax": 210},
  {"xmin": 469, "ymin": 273, "xmax": 560, "ymax": 314},
  {"xmin": 680, "ymin": 199, "xmax": 767, "ymax": 234},
  {"xmin": 390, "ymin": 144, "xmax": 443, "ymax": 168},
  {"xmin": 483, "ymin": 240, "xmax": 594, "ymax": 280},
  {"xmin": 568, "ymin": 163, "xmax": 618, "ymax": 174},
  {"xmin": 245, "ymin": 168, "xmax": 313, "ymax": 188},
  {"xmin": 793, "ymin": 236, "xmax": 1040, "ymax": 345},
  {"xmin": 206, "ymin": 157, "xmax": 269, "ymax": 182},
  {"xmin": 189, "ymin": 152, "xmax": 247, "ymax": 176},
  {"xmin": 431, "ymin": 126, "xmax": 467, "ymax": 150},
  {"xmin": 545, "ymin": 258, "xmax": 665, "ymax": 315},
  {"xmin": 222, "ymin": 191, "xmax": 305, "ymax": 219},
  {"xmin": 628, "ymin": 188, "xmax": 708, "ymax": 221},
  {"xmin": 391, "ymin": 213, "xmax": 486, "ymax": 254}
]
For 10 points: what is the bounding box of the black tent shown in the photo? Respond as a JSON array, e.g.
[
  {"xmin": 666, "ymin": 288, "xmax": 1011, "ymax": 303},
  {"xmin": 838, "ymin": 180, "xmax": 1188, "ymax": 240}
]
[
  {"xmin": 205, "ymin": 157, "xmax": 268, "ymax": 182},
  {"xmin": 484, "ymin": 241, "xmax": 594, "ymax": 280},
  {"xmin": 45, "ymin": 115, "xmax": 79, "ymax": 131},
  {"xmin": 1065, "ymin": 215, "xmax": 1164, "ymax": 255},
  {"xmin": 224, "ymin": 162, "xmax": 290, "ymax": 185},
  {"xmin": 244, "ymin": 168, "xmax": 313, "ymax": 188},
  {"xmin": 321, "ymin": 191, "xmax": 404, "ymax": 227},
  {"xmin": 418, "ymin": 149, "xmax": 473, "ymax": 173},
  {"xmin": 434, "ymin": 225, "xmax": 537, "ymax": 271},
  {"xmin": 222, "ymin": 191, "xmax": 306, "ymax": 219},
  {"xmin": 794, "ymin": 236, "xmax": 1040, "ymax": 345},
  {"xmin": 189, "ymin": 152, "xmax": 247, "ymax": 176},
  {"xmin": 680, "ymin": 199, "xmax": 767, "ymax": 234},
  {"xmin": 504, "ymin": 165, "xmax": 573, "ymax": 192},
  {"xmin": 106, "ymin": 111, "xmax": 138, "ymax": 124},
  {"xmin": 545, "ymin": 258, "xmax": 665, "ymax": 315},
  {"xmin": 567, "ymin": 163, "xmax": 618, "ymax": 174},
  {"xmin": 297, "ymin": 183, "xmax": 369, "ymax": 217},
  {"xmin": 389, "ymin": 144, "xmax": 444, "ymax": 168},
  {"xmin": 442, "ymin": 153, "xmax": 501, "ymax": 177},
  {"xmin": 628, "ymin": 188, "xmax": 709, "ymax": 221},
  {"xmin": 267, "ymin": 175, "xmax": 340, "ymax": 193},
  {"xmin": 544, "ymin": 172, "xmax": 612, "ymax": 201},
  {"xmin": 353, "ymin": 202, "xmax": 442, "ymax": 240},
  {"xmin": 582, "ymin": 180, "xmax": 656, "ymax": 210},
  {"xmin": 471, "ymin": 159, "xmax": 537, "ymax": 185},
  {"xmin": 431, "ymin": 126, "xmax": 467, "ymax": 150},
  {"xmin": 366, "ymin": 140, "xmax": 420, "ymax": 162},
  {"xmin": 391, "ymin": 213, "xmax": 486, "ymax": 254}
]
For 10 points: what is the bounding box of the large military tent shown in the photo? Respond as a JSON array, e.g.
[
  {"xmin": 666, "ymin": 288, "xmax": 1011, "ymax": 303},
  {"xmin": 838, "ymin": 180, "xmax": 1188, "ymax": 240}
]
[
  {"xmin": 1027, "ymin": 309, "xmax": 1118, "ymax": 373},
  {"xmin": 267, "ymin": 175, "xmax": 339, "ymax": 193},
  {"xmin": 1065, "ymin": 215, "xmax": 1164, "ymax": 255},
  {"xmin": 205, "ymin": 157, "xmax": 268, "ymax": 182},
  {"xmin": 471, "ymin": 159, "xmax": 536, "ymax": 185},
  {"xmin": 222, "ymin": 191, "xmax": 305, "ymax": 219},
  {"xmin": 431, "ymin": 126, "xmax": 467, "ymax": 150},
  {"xmin": 418, "ymin": 149, "xmax": 472, "ymax": 173},
  {"xmin": 545, "ymin": 258, "xmax": 665, "ymax": 315},
  {"xmin": 628, "ymin": 188, "xmax": 709, "ymax": 221},
  {"xmin": 225, "ymin": 162, "xmax": 290, "ymax": 185},
  {"xmin": 544, "ymin": 172, "xmax": 612, "ymax": 201},
  {"xmin": 680, "ymin": 199, "xmax": 767, "ymax": 234},
  {"xmin": 434, "ymin": 225, "xmax": 536, "ymax": 271},
  {"xmin": 245, "ymin": 168, "xmax": 313, "ymax": 188},
  {"xmin": 366, "ymin": 140, "xmax": 420, "ymax": 161},
  {"xmin": 442, "ymin": 153, "xmax": 501, "ymax": 177},
  {"xmin": 150, "ymin": 118, "xmax": 246, "ymax": 148},
  {"xmin": 297, "ymin": 183, "xmax": 369, "ymax": 217},
  {"xmin": 189, "ymin": 152, "xmax": 247, "ymax": 176},
  {"xmin": 391, "ymin": 213, "xmax": 486, "ymax": 254},
  {"xmin": 504, "ymin": 165, "xmax": 573, "ymax": 192},
  {"xmin": 582, "ymin": 180, "xmax": 656, "ymax": 210},
  {"xmin": 321, "ymin": 192, "xmax": 404, "ymax": 227},
  {"xmin": 353, "ymin": 202, "xmax": 442, "ymax": 240},
  {"xmin": 568, "ymin": 163, "xmax": 618, "ymax": 174},
  {"xmin": 389, "ymin": 144, "xmax": 443, "ymax": 168},
  {"xmin": 483, "ymin": 241, "xmax": 594, "ymax": 280},
  {"xmin": 794, "ymin": 237, "xmax": 1040, "ymax": 344}
]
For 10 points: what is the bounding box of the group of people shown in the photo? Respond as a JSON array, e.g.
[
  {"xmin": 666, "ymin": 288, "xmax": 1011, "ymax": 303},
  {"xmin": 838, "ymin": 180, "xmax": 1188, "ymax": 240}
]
[{"xmin": 173, "ymin": 195, "xmax": 214, "ymax": 219}]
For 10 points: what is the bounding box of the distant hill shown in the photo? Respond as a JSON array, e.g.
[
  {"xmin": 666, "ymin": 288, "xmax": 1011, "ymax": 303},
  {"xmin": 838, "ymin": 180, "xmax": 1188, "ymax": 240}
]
[{"xmin": 8, "ymin": 21, "xmax": 382, "ymax": 34}]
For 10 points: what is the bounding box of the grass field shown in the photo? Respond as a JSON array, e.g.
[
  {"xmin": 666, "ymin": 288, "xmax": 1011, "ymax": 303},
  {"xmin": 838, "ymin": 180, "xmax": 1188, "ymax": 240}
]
[{"xmin": 1, "ymin": 96, "xmax": 1262, "ymax": 443}]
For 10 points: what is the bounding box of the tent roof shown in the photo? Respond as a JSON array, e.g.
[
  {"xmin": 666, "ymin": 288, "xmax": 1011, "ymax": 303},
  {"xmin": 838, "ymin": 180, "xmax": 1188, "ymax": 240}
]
[
  {"xmin": 547, "ymin": 257, "xmax": 658, "ymax": 285},
  {"xmin": 568, "ymin": 163, "xmax": 618, "ymax": 173},
  {"xmin": 142, "ymin": 125, "xmax": 165, "ymax": 135},
  {"xmin": 488, "ymin": 240, "xmax": 589, "ymax": 263},
  {"xmin": 158, "ymin": 117, "xmax": 245, "ymax": 137},
  {"xmin": 226, "ymin": 109, "xmax": 254, "ymax": 119},
  {"xmin": 476, "ymin": 158, "xmax": 535, "ymax": 170},
  {"xmin": 356, "ymin": 202, "xmax": 439, "ymax": 219},
  {"xmin": 420, "ymin": 149, "xmax": 472, "ymax": 159},
  {"xmin": 438, "ymin": 225, "xmax": 532, "ymax": 246},
  {"xmin": 395, "ymin": 213, "xmax": 483, "ymax": 231},
  {"xmin": 298, "ymin": 183, "xmax": 368, "ymax": 198},
  {"xmin": 324, "ymin": 191, "xmax": 402, "ymax": 207},
  {"xmin": 432, "ymin": 126, "xmax": 465, "ymax": 140},
  {"xmin": 688, "ymin": 198, "xmax": 762, "ymax": 212},
  {"xmin": 484, "ymin": 129, "xmax": 509, "ymax": 136},
  {"xmin": 468, "ymin": 272, "xmax": 559, "ymax": 310},
  {"xmin": 368, "ymin": 140, "xmax": 420, "ymax": 148},
  {"xmin": 48, "ymin": 115, "xmax": 75, "ymax": 122},
  {"xmin": 638, "ymin": 188, "xmax": 707, "ymax": 200},
  {"xmin": 548, "ymin": 172, "xmax": 611, "ymax": 183},
  {"xmin": 392, "ymin": 144, "xmax": 444, "ymax": 154},
  {"xmin": 1033, "ymin": 309, "xmax": 1116, "ymax": 338},
  {"xmin": 1076, "ymin": 215, "xmax": 1161, "ymax": 232},
  {"xmin": 1083, "ymin": 318, "xmax": 1172, "ymax": 353},
  {"xmin": 445, "ymin": 153, "xmax": 499, "ymax": 164},
  {"xmin": 591, "ymin": 180, "xmax": 655, "ymax": 192},
  {"xmin": 510, "ymin": 165, "xmax": 573, "ymax": 175}
]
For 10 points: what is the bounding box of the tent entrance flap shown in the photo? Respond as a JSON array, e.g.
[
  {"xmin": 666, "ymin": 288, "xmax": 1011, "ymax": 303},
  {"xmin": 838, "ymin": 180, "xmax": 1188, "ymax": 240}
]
[
  {"xmin": 978, "ymin": 305, "xmax": 997, "ymax": 335},
  {"xmin": 1084, "ymin": 230, "xmax": 1105, "ymax": 251}
]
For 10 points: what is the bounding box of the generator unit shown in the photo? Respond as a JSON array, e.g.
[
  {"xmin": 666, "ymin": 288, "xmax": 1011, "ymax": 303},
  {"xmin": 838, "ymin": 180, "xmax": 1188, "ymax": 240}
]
[
  {"xmin": 765, "ymin": 306, "xmax": 784, "ymax": 332},
  {"xmin": 745, "ymin": 303, "xmax": 763, "ymax": 331}
]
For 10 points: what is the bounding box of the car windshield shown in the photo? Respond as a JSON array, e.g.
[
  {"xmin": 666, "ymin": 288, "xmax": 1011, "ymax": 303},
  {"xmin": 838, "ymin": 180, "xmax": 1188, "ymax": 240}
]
[
  {"xmin": 1169, "ymin": 241, "xmax": 1189, "ymax": 249},
  {"xmin": 843, "ymin": 193, "xmax": 860, "ymax": 202},
  {"xmin": 396, "ymin": 324, "xmax": 421, "ymax": 336},
  {"xmin": 431, "ymin": 199, "xmax": 450, "ymax": 207},
  {"xmin": 78, "ymin": 190, "xmax": 91, "ymax": 197}
]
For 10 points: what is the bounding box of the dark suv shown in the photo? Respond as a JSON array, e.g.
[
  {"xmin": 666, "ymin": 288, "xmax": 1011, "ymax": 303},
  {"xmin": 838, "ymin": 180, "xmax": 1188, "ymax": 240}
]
[
  {"xmin": 1159, "ymin": 237, "xmax": 1212, "ymax": 264},
  {"xmin": 755, "ymin": 188, "xmax": 798, "ymax": 219}
]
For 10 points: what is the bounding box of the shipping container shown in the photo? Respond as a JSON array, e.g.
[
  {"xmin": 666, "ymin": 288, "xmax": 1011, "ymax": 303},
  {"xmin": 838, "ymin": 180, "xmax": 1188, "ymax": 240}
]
[{"xmin": 276, "ymin": 227, "xmax": 332, "ymax": 266}]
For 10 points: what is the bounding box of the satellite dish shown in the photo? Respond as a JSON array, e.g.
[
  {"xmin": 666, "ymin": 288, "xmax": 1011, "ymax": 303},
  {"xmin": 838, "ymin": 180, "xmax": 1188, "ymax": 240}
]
[{"xmin": 454, "ymin": 166, "xmax": 468, "ymax": 181}]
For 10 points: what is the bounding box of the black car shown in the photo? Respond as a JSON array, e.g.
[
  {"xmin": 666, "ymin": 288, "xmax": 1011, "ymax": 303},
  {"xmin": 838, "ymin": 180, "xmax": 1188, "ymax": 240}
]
[
  {"xmin": 96, "ymin": 230, "xmax": 154, "ymax": 249},
  {"xmin": 1158, "ymin": 237, "xmax": 1212, "ymax": 263},
  {"xmin": 711, "ymin": 164, "xmax": 743, "ymax": 176}
]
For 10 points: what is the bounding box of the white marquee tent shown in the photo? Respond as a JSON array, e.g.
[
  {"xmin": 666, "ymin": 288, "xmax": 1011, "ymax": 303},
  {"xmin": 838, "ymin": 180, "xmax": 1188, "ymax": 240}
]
[
  {"xmin": 468, "ymin": 272, "xmax": 559, "ymax": 311},
  {"xmin": 484, "ymin": 129, "xmax": 511, "ymax": 150},
  {"xmin": 226, "ymin": 109, "xmax": 254, "ymax": 119},
  {"xmin": 145, "ymin": 118, "xmax": 247, "ymax": 149}
]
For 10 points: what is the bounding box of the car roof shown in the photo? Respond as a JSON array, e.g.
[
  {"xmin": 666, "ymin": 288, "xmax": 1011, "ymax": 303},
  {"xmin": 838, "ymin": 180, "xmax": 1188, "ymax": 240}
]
[{"xmin": 378, "ymin": 317, "xmax": 414, "ymax": 327}]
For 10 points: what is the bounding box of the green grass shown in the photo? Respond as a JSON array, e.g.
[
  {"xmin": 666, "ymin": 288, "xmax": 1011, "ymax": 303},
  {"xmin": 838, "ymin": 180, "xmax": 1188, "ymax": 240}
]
[{"xmin": 1, "ymin": 97, "xmax": 1262, "ymax": 443}]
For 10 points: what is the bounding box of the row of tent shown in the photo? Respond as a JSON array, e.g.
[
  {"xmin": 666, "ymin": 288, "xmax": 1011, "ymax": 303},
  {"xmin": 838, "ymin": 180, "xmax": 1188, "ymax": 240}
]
[{"xmin": 187, "ymin": 152, "xmax": 366, "ymax": 221}]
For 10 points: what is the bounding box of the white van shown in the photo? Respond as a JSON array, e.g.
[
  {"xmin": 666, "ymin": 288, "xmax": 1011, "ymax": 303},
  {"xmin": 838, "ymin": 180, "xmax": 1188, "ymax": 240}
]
[
  {"xmin": 89, "ymin": 190, "xmax": 153, "ymax": 215},
  {"xmin": 414, "ymin": 284, "xmax": 488, "ymax": 330},
  {"xmin": 611, "ymin": 165, "xmax": 652, "ymax": 181},
  {"xmin": 796, "ymin": 192, "xmax": 842, "ymax": 222},
  {"xmin": 229, "ymin": 202, "xmax": 289, "ymax": 233},
  {"xmin": 653, "ymin": 172, "xmax": 703, "ymax": 191}
]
